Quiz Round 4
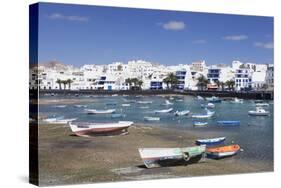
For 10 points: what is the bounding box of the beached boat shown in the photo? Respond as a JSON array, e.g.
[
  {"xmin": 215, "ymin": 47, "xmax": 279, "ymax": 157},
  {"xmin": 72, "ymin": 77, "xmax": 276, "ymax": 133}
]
[
  {"xmin": 206, "ymin": 96, "xmax": 221, "ymax": 103},
  {"xmin": 206, "ymin": 144, "xmax": 240, "ymax": 159},
  {"xmin": 192, "ymin": 110, "xmax": 215, "ymax": 119},
  {"xmin": 255, "ymin": 103, "xmax": 269, "ymax": 107},
  {"xmin": 196, "ymin": 137, "xmax": 226, "ymax": 146},
  {"xmin": 43, "ymin": 117, "xmax": 77, "ymax": 124},
  {"xmin": 154, "ymin": 108, "xmax": 173, "ymax": 113},
  {"xmin": 217, "ymin": 121, "xmax": 240, "ymax": 126},
  {"xmin": 193, "ymin": 121, "xmax": 208, "ymax": 126},
  {"xmin": 138, "ymin": 145, "xmax": 206, "ymax": 168},
  {"xmin": 248, "ymin": 107, "xmax": 270, "ymax": 116},
  {"xmin": 85, "ymin": 109, "xmax": 116, "ymax": 114},
  {"xmin": 69, "ymin": 121, "xmax": 133, "ymax": 137},
  {"xmin": 144, "ymin": 116, "xmax": 160, "ymax": 121},
  {"xmin": 197, "ymin": 96, "xmax": 204, "ymax": 100},
  {"xmin": 174, "ymin": 110, "xmax": 190, "ymax": 116},
  {"xmin": 231, "ymin": 97, "xmax": 243, "ymax": 104}
]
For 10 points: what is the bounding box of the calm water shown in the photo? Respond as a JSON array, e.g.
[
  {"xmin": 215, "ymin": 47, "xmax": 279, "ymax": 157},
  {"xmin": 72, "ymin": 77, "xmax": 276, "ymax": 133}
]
[{"xmin": 39, "ymin": 94, "xmax": 274, "ymax": 164}]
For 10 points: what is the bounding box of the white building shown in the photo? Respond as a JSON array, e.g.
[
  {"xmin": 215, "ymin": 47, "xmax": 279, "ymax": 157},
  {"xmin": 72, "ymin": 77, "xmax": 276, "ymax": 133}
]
[{"xmin": 235, "ymin": 69, "xmax": 252, "ymax": 91}]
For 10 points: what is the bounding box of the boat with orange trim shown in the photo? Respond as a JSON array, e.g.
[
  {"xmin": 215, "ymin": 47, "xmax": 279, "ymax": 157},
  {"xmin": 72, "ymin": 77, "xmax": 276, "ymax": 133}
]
[{"xmin": 206, "ymin": 144, "xmax": 240, "ymax": 159}]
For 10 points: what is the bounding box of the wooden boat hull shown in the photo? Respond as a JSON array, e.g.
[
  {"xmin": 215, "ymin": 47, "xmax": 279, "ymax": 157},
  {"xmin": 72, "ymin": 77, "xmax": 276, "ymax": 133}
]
[
  {"xmin": 139, "ymin": 145, "xmax": 206, "ymax": 168},
  {"xmin": 206, "ymin": 144, "xmax": 240, "ymax": 159}
]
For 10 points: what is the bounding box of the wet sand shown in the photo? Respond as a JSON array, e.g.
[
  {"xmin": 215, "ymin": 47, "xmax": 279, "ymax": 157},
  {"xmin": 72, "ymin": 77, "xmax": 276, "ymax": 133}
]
[{"xmin": 37, "ymin": 123, "xmax": 273, "ymax": 186}]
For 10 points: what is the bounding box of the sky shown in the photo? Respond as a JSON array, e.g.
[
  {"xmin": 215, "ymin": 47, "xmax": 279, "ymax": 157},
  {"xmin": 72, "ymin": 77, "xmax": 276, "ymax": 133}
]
[{"xmin": 37, "ymin": 2, "xmax": 274, "ymax": 66}]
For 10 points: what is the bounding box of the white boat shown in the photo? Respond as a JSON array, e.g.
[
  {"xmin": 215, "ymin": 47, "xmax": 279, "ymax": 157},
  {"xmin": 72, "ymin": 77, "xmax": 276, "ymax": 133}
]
[
  {"xmin": 206, "ymin": 103, "xmax": 215, "ymax": 108},
  {"xmin": 154, "ymin": 108, "xmax": 173, "ymax": 113},
  {"xmin": 231, "ymin": 97, "xmax": 243, "ymax": 104},
  {"xmin": 121, "ymin": 103, "xmax": 131, "ymax": 107},
  {"xmin": 137, "ymin": 101, "xmax": 153, "ymax": 104},
  {"xmin": 192, "ymin": 110, "xmax": 215, "ymax": 119},
  {"xmin": 138, "ymin": 145, "xmax": 206, "ymax": 168},
  {"xmin": 74, "ymin": 105, "xmax": 87, "ymax": 108},
  {"xmin": 197, "ymin": 96, "xmax": 204, "ymax": 100},
  {"xmin": 85, "ymin": 109, "xmax": 116, "ymax": 114},
  {"xmin": 196, "ymin": 137, "xmax": 226, "ymax": 145},
  {"xmin": 248, "ymin": 107, "xmax": 270, "ymax": 116},
  {"xmin": 139, "ymin": 106, "xmax": 149, "ymax": 109},
  {"xmin": 144, "ymin": 116, "xmax": 160, "ymax": 121},
  {"xmin": 69, "ymin": 121, "xmax": 133, "ymax": 137},
  {"xmin": 54, "ymin": 105, "xmax": 67, "ymax": 108},
  {"xmin": 174, "ymin": 110, "xmax": 190, "ymax": 116},
  {"xmin": 255, "ymin": 103, "xmax": 269, "ymax": 107},
  {"xmin": 193, "ymin": 121, "xmax": 208, "ymax": 126},
  {"xmin": 164, "ymin": 100, "xmax": 173, "ymax": 105},
  {"xmin": 43, "ymin": 117, "xmax": 77, "ymax": 124}
]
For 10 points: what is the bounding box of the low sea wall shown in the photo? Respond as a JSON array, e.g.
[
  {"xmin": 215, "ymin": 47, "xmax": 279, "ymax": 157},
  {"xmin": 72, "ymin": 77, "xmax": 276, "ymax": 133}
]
[{"xmin": 34, "ymin": 89, "xmax": 274, "ymax": 100}]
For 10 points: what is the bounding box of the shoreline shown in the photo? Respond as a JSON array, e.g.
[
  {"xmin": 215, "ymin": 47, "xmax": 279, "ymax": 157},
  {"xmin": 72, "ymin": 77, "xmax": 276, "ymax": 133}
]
[{"xmin": 37, "ymin": 123, "xmax": 273, "ymax": 186}]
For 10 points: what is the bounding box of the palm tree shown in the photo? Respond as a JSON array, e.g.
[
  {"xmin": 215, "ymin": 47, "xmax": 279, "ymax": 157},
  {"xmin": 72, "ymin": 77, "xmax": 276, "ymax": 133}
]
[
  {"xmin": 163, "ymin": 77, "xmax": 171, "ymax": 90},
  {"xmin": 61, "ymin": 80, "xmax": 67, "ymax": 90},
  {"xmin": 163, "ymin": 73, "xmax": 179, "ymax": 90},
  {"xmin": 125, "ymin": 78, "xmax": 133, "ymax": 90},
  {"xmin": 196, "ymin": 75, "xmax": 209, "ymax": 90},
  {"xmin": 225, "ymin": 80, "xmax": 235, "ymax": 91},
  {"xmin": 136, "ymin": 79, "xmax": 143, "ymax": 90},
  {"xmin": 66, "ymin": 79, "xmax": 73, "ymax": 90},
  {"xmin": 56, "ymin": 79, "xmax": 62, "ymax": 90}
]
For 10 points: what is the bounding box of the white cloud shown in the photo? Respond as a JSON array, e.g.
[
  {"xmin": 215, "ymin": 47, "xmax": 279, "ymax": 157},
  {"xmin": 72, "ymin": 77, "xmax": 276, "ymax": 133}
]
[
  {"xmin": 223, "ymin": 35, "xmax": 248, "ymax": 41},
  {"xmin": 254, "ymin": 42, "xmax": 273, "ymax": 49},
  {"xmin": 47, "ymin": 13, "xmax": 89, "ymax": 22},
  {"xmin": 192, "ymin": 39, "xmax": 207, "ymax": 44},
  {"xmin": 161, "ymin": 21, "xmax": 186, "ymax": 31}
]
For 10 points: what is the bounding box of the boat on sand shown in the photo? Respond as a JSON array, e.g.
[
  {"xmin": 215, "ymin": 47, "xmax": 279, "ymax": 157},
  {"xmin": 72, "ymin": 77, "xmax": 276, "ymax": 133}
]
[
  {"xmin": 144, "ymin": 116, "xmax": 160, "ymax": 121},
  {"xmin": 217, "ymin": 121, "xmax": 240, "ymax": 126},
  {"xmin": 69, "ymin": 121, "xmax": 133, "ymax": 137},
  {"xmin": 206, "ymin": 144, "xmax": 240, "ymax": 159},
  {"xmin": 138, "ymin": 145, "xmax": 206, "ymax": 168},
  {"xmin": 196, "ymin": 137, "xmax": 226, "ymax": 146},
  {"xmin": 43, "ymin": 117, "xmax": 77, "ymax": 124}
]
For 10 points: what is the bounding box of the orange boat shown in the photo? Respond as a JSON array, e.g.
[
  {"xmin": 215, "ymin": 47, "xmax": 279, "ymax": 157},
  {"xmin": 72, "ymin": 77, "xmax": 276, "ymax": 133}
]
[{"xmin": 206, "ymin": 144, "xmax": 240, "ymax": 159}]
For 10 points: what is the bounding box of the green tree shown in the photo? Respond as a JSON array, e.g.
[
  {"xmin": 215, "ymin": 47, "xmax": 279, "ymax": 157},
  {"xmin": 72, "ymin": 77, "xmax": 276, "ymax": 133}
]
[
  {"xmin": 163, "ymin": 73, "xmax": 179, "ymax": 90},
  {"xmin": 196, "ymin": 75, "xmax": 209, "ymax": 90},
  {"xmin": 56, "ymin": 79, "xmax": 62, "ymax": 90},
  {"xmin": 66, "ymin": 79, "xmax": 73, "ymax": 90}
]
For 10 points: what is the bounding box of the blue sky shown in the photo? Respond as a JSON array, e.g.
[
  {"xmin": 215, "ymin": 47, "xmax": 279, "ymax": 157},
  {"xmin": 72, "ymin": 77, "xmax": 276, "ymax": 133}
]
[{"xmin": 37, "ymin": 3, "xmax": 273, "ymax": 66}]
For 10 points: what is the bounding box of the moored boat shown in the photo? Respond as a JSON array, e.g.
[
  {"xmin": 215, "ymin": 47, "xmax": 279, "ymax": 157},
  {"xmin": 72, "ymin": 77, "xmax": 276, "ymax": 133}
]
[
  {"xmin": 121, "ymin": 103, "xmax": 131, "ymax": 107},
  {"xmin": 231, "ymin": 97, "xmax": 243, "ymax": 104},
  {"xmin": 217, "ymin": 121, "xmax": 240, "ymax": 126},
  {"xmin": 192, "ymin": 110, "xmax": 215, "ymax": 119},
  {"xmin": 248, "ymin": 107, "xmax": 270, "ymax": 116},
  {"xmin": 43, "ymin": 117, "xmax": 77, "ymax": 124},
  {"xmin": 255, "ymin": 103, "xmax": 269, "ymax": 107},
  {"xmin": 138, "ymin": 145, "xmax": 206, "ymax": 168},
  {"xmin": 196, "ymin": 137, "xmax": 226, "ymax": 146},
  {"xmin": 69, "ymin": 121, "xmax": 133, "ymax": 137},
  {"xmin": 174, "ymin": 110, "xmax": 190, "ymax": 116},
  {"xmin": 85, "ymin": 109, "xmax": 116, "ymax": 114},
  {"xmin": 197, "ymin": 96, "xmax": 204, "ymax": 100},
  {"xmin": 164, "ymin": 100, "xmax": 173, "ymax": 105},
  {"xmin": 144, "ymin": 116, "xmax": 160, "ymax": 121},
  {"xmin": 193, "ymin": 121, "xmax": 208, "ymax": 126},
  {"xmin": 154, "ymin": 108, "xmax": 173, "ymax": 113},
  {"xmin": 206, "ymin": 96, "xmax": 221, "ymax": 103},
  {"xmin": 206, "ymin": 144, "xmax": 240, "ymax": 159}
]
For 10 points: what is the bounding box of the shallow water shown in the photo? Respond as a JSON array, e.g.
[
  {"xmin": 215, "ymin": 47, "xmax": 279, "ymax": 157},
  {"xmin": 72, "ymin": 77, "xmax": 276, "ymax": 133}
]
[{"xmin": 39, "ymin": 94, "xmax": 274, "ymax": 165}]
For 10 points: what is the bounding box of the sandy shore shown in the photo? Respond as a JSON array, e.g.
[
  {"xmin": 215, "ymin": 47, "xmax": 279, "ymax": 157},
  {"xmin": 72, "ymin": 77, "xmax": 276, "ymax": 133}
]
[{"xmin": 37, "ymin": 123, "xmax": 273, "ymax": 186}]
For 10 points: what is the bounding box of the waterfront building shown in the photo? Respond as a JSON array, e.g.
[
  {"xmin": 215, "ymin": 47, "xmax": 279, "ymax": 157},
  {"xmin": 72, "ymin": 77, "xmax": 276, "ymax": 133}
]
[
  {"xmin": 207, "ymin": 65, "xmax": 221, "ymax": 83},
  {"xmin": 191, "ymin": 60, "xmax": 206, "ymax": 72},
  {"xmin": 235, "ymin": 68, "xmax": 252, "ymax": 91},
  {"xmin": 266, "ymin": 64, "xmax": 274, "ymax": 90},
  {"xmin": 251, "ymin": 71, "xmax": 267, "ymax": 90}
]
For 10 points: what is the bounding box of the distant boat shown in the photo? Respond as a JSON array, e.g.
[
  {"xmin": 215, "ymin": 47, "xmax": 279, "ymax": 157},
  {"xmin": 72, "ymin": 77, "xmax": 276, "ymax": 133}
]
[
  {"xmin": 74, "ymin": 105, "xmax": 87, "ymax": 108},
  {"xmin": 43, "ymin": 117, "xmax": 77, "ymax": 124},
  {"xmin": 193, "ymin": 121, "xmax": 208, "ymax": 126},
  {"xmin": 176, "ymin": 99, "xmax": 184, "ymax": 102},
  {"xmin": 164, "ymin": 100, "xmax": 173, "ymax": 105},
  {"xmin": 121, "ymin": 103, "xmax": 131, "ymax": 107},
  {"xmin": 206, "ymin": 96, "xmax": 221, "ymax": 103},
  {"xmin": 196, "ymin": 137, "xmax": 226, "ymax": 146},
  {"xmin": 217, "ymin": 120, "xmax": 240, "ymax": 126},
  {"xmin": 138, "ymin": 145, "xmax": 206, "ymax": 168},
  {"xmin": 154, "ymin": 108, "xmax": 173, "ymax": 113},
  {"xmin": 137, "ymin": 101, "xmax": 153, "ymax": 104},
  {"xmin": 192, "ymin": 110, "xmax": 215, "ymax": 118},
  {"xmin": 69, "ymin": 121, "xmax": 133, "ymax": 137},
  {"xmin": 197, "ymin": 96, "xmax": 204, "ymax": 100},
  {"xmin": 54, "ymin": 105, "xmax": 67, "ymax": 108},
  {"xmin": 144, "ymin": 116, "xmax": 160, "ymax": 121},
  {"xmin": 111, "ymin": 94, "xmax": 119, "ymax": 96},
  {"xmin": 174, "ymin": 110, "xmax": 190, "ymax": 116},
  {"xmin": 139, "ymin": 106, "xmax": 149, "ymax": 109},
  {"xmin": 206, "ymin": 144, "xmax": 240, "ymax": 159},
  {"xmin": 85, "ymin": 109, "xmax": 116, "ymax": 114},
  {"xmin": 255, "ymin": 103, "xmax": 269, "ymax": 107},
  {"xmin": 231, "ymin": 97, "xmax": 243, "ymax": 104},
  {"xmin": 202, "ymin": 103, "xmax": 215, "ymax": 109},
  {"xmin": 248, "ymin": 107, "xmax": 270, "ymax": 116}
]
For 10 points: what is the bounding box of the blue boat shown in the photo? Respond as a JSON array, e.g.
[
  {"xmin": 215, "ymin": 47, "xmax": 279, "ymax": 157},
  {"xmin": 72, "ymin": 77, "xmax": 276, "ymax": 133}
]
[
  {"xmin": 196, "ymin": 137, "xmax": 226, "ymax": 146},
  {"xmin": 217, "ymin": 121, "xmax": 240, "ymax": 126}
]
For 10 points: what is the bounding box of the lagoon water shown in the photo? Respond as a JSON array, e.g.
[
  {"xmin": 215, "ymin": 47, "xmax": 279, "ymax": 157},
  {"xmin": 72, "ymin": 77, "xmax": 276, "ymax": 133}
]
[{"xmin": 39, "ymin": 94, "xmax": 273, "ymax": 165}]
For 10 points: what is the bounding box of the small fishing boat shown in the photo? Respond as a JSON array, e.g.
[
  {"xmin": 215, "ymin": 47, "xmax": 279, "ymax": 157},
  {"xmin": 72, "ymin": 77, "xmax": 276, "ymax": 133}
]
[
  {"xmin": 193, "ymin": 121, "xmax": 208, "ymax": 126},
  {"xmin": 137, "ymin": 101, "xmax": 153, "ymax": 104},
  {"xmin": 197, "ymin": 96, "xmax": 204, "ymax": 100},
  {"xmin": 217, "ymin": 121, "xmax": 240, "ymax": 126},
  {"xmin": 164, "ymin": 100, "xmax": 173, "ymax": 105},
  {"xmin": 196, "ymin": 137, "xmax": 226, "ymax": 146},
  {"xmin": 248, "ymin": 107, "xmax": 270, "ymax": 116},
  {"xmin": 206, "ymin": 96, "xmax": 221, "ymax": 103},
  {"xmin": 85, "ymin": 109, "xmax": 116, "ymax": 114},
  {"xmin": 174, "ymin": 110, "xmax": 190, "ymax": 116},
  {"xmin": 255, "ymin": 103, "xmax": 269, "ymax": 107},
  {"xmin": 121, "ymin": 103, "xmax": 131, "ymax": 107},
  {"xmin": 144, "ymin": 116, "xmax": 160, "ymax": 121},
  {"xmin": 111, "ymin": 114, "xmax": 126, "ymax": 118},
  {"xmin": 192, "ymin": 110, "xmax": 215, "ymax": 119},
  {"xmin": 206, "ymin": 144, "xmax": 240, "ymax": 159},
  {"xmin": 154, "ymin": 108, "xmax": 173, "ymax": 113},
  {"xmin": 69, "ymin": 121, "xmax": 133, "ymax": 137},
  {"xmin": 231, "ymin": 97, "xmax": 243, "ymax": 104},
  {"xmin": 138, "ymin": 145, "xmax": 206, "ymax": 168},
  {"xmin": 43, "ymin": 117, "xmax": 77, "ymax": 124}
]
